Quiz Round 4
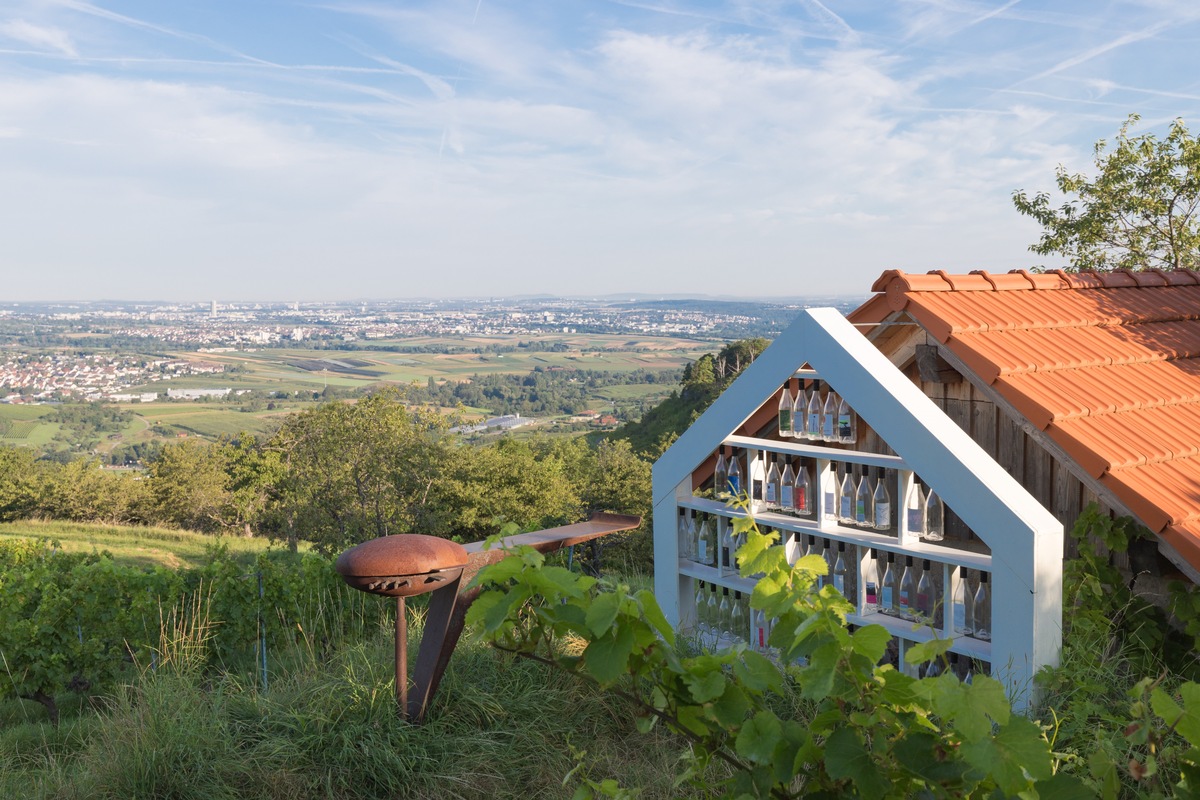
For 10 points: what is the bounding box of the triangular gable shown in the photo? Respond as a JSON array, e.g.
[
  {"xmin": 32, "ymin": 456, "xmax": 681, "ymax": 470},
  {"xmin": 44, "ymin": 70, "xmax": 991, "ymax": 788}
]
[{"xmin": 652, "ymin": 308, "xmax": 1063, "ymax": 708}]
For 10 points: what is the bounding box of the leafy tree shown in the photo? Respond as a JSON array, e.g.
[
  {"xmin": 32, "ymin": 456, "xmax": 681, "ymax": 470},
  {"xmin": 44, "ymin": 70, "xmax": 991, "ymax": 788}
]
[
  {"xmin": 146, "ymin": 439, "xmax": 236, "ymax": 532},
  {"xmin": 268, "ymin": 389, "xmax": 451, "ymax": 553},
  {"xmin": 1013, "ymin": 114, "xmax": 1200, "ymax": 271},
  {"xmin": 0, "ymin": 446, "xmax": 46, "ymax": 520}
]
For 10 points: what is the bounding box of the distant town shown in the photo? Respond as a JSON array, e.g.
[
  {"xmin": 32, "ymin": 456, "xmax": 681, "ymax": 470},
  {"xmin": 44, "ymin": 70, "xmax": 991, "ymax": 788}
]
[{"xmin": 0, "ymin": 295, "xmax": 863, "ymax": 405}]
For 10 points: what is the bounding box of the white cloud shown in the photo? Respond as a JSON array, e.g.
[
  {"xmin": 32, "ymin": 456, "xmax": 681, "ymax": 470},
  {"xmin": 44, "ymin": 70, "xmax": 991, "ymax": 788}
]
[{"xmin": 0, "ymin": 19, "xmax": 76, "ymax": 56}]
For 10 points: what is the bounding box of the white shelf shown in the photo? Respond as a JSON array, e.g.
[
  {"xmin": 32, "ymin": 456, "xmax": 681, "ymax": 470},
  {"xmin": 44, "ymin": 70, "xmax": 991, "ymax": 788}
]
[
  {"xmin": 677, "ymin": 496, "xmax": 992, "ymax": 571},
  {"xmin": 722, "ymin": 434, "xmax": 907, "ymax": 470}
]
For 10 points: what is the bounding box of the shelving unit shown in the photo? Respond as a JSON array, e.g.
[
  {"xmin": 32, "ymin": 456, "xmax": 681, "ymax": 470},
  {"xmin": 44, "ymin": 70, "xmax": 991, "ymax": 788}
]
[{"xmin": 652, "ymin": 308, "xmax": 1062, "ymax": 709}]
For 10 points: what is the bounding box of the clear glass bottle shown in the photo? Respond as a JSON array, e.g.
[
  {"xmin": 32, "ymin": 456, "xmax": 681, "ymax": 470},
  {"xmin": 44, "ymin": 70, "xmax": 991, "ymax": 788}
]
[
  {"xmin": 694, "ymin": 580, "xmax": 708, "ymax": 636},
  {"xmin": 727, "ymin": 451, "xmax": 742, "ymax": 497},
  {"xmin": 972, "ymin": 573, "xmax": 991, "ymax": 640},
  {"xmin": 697, "ymin": 517, "xmax": 715, "ymax": 566},
  {"xmin": 924, "ymin": 488, "xmax": 944, "ymax": 542},
  {"xmin": 823, "ymin": 464, "xmax": 838, "ymax": 524},
  {"xmin": 705, "ymin": 583, "xmax": 720, "ymax": 648},
  {"xmin": 898, "ymin": 556, "xmax": 916, "ymax": 620},
  {"xmin": 714, "ymin": 450, "xmax": 728, "ymax": 500},
  {"xmin": 838, "ymin": 465, "xmax": 855, "ymax": 525},
  {"xmin": 915, "ymin": 559, "xmax": 934, "ymax": 622},
  {"xmin": 821, "ymin": 388, "xmax": 838, "ymax": 442},
  {"xmin": 865, "ymin": 549, "xmax": 879, "ymax": 609},
  {"xmin": 872, "ymin": 468, "xmax": 891, "ymax": 532},
  {"xmin": 820, "ymin": 538, "xmax": 833, "ymax": 588},
  {"xmin": 837, "ymin": 393, "xmax": 856, "ymax": 444},
  {"xmin": 718, "ymin": 587, "xmax": 732, "ymax": 641},
  {"xmin": 793, "ymin": 382, "xmax": 808, "ymax": 439},
  {"xmin": 880, "ymin": 552, "xmax": 897, "ymax": 615},
  {"xmin": 677, "ymin": 508, "xmax": 692, "ymax": 561},
  {"xmin": 750, "ymin": 451, "xmax": 764, "ymax": 511},
  {"xmin": 805, "ymin": 380, "xmax": 822, "ymax": 441},
  {"xmin": 751, "ymin": 608, "xmax": 769, "ymax": 653},
  {"xmin": 923, "ymin": 658, "xmax": 942, "ymax": 678},
  {"xmin": 731, "ymin": 591, "xmax": 747, "ymax": 643},
  {"xmin": 951, "ymin": 568, "xmax": 968, "ymax": 635},
  {"xmin": 765, "ymin": 456, "xmax": 781, "ymax": 510},
  {"xmin": 906, "ymin": 479, "xmax": 925, "ymax": 538},
  {"xmin": 719, "ymin": 517, "xmax": 733, "ymax": 576},
  {"xmin": 795, "ymin": 460, "xmax": 813, "ymax": 517},
  {"xmin": 855, "ymin": 466, "xmax": 871, "ymax": 527},
  {"xmin": 833, "ymin": 542, "xmax": 849, "ymax": 595},
  {"xmin": 778, "ymin": 384, "xmax": 793, "ymax": 438},
  {"xmin": 780, "ymin": 459, "xmax": 796, "ymax": 514}
]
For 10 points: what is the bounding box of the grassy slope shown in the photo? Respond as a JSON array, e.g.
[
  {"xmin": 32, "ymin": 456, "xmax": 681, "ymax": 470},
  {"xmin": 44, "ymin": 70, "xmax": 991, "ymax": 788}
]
[{"xmin": 0, "ymin": 520, "xmax": 292, "ymax": 570}]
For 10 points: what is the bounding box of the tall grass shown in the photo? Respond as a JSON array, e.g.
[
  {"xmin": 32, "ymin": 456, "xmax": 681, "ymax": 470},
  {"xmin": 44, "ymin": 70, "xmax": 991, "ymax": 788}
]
[{"xmin": 0, "ymin": 604, "xmax": 708, "ymax": 799}]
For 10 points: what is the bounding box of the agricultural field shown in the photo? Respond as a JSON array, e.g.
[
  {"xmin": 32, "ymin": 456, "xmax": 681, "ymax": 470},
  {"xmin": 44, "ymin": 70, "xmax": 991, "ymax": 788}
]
[{"xmin": 0, "ymin": 333, "xmax": 714, "ymax": 456}]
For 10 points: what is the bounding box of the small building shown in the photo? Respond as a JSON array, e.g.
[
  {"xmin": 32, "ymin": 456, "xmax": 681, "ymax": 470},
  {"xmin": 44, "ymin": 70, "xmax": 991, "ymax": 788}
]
[
  {"xmin": 654, "ymin": 306, "xmax": 1062, "ymax": 710},
  {"xmin": 166, "ymin": 387, "xmax": 231, "ymax": 400}
]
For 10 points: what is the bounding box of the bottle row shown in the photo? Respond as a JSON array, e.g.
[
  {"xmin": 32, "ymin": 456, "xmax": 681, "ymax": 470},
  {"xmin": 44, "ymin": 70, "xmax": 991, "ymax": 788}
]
[
  {"xmin": 677, "ymin": 514, "xmax": 992, "ymax": 641},
  {"xmin": 776, "ymin": 378, "xmax": 857, "ymax": 445},
  {"xmin": 690, "ymin": 579, "xmax": 990, "ymax": 681},
  {"xmin": 702, "ymin": 451, "xmax": 951, "ymax": 541}
]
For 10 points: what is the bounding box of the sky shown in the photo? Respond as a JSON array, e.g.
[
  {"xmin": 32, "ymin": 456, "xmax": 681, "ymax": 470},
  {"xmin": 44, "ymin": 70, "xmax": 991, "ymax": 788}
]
[{"xmin": 3, "ymin": 1, "xmax": 1200, "ymax": 302}]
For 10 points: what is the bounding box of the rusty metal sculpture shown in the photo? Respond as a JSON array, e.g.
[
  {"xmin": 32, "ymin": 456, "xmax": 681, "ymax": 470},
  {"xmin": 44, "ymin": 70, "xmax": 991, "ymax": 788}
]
[{"xmin": 335, "ymin": 511, "xmax": 641, "ymax": 722}]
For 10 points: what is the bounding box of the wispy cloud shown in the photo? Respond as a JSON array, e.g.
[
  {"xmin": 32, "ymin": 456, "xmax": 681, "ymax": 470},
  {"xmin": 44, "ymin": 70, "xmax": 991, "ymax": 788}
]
[{"xmin": 0, "ymin": 19, "xmax": 76, "ymax": 56}]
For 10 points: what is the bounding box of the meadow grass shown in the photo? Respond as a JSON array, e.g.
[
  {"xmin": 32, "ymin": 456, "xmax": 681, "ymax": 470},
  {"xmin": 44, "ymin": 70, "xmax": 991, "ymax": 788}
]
[
  {"xmin": 0, "ymin": 520, "xmax": 295, "ymax": 570},
  {"xmin": 0, "ymin": 609, "xmax": 710, "ymax": 800}
]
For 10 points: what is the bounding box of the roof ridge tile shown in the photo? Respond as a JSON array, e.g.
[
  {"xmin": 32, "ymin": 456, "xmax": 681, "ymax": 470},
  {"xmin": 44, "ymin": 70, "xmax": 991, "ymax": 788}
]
[{"xmin": 970, "ymin": 270, "xmax": 1036, "ymax": 290}]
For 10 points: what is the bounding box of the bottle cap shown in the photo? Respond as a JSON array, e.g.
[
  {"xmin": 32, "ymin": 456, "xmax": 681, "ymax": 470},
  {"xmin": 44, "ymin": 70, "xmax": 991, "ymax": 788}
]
[{"xmin": 922, "ymin": 559, "xmax": 931, "ymax": 570}]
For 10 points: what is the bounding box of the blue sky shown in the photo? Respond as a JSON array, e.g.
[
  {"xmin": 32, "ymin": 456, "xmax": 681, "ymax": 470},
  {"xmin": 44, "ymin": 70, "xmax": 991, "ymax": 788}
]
[{"xmin": 2, "ymin": 1, "xmax": 1200, "ymax": 301}]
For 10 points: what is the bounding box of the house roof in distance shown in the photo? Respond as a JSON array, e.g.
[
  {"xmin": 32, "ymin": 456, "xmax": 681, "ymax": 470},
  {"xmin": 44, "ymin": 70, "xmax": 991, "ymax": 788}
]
[{"xmin": 862, "ymin": 267, "xmax": 1200, "ymax": 574}]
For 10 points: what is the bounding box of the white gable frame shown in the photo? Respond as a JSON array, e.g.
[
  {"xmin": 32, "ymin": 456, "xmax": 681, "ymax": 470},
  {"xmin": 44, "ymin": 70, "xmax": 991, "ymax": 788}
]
[{"xmin": 653, "ymin": 308, "xmax": 1063, "ymax": 710}]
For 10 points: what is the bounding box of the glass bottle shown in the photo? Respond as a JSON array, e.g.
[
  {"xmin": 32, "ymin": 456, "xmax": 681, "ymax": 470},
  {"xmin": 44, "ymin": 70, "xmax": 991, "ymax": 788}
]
[
  {"xmin": 778, "ymin": 384, "xmax": 793, "ymax": 438},
  {"xmin": 923, "ymin": 658, "xmax": 942, "ymax": 678},
  {"xmin": 697, "ymin": 517, "xmax": 715, "ymax": 566},
  {"xmin": 823, "ymin": 464, "xmax": 838, "ymax": 524},
  {"xmin": 837, "ymin": 393, "xmax": 856, "ymax": 444},
  {"xmin": 714, "ymin": 450, "xmax": 728, "ymax": 500},
  {"xmin": 915, "ymin": 559, "xmax": 934, "ymax": 622},
  {"xmin": 765, "ymin": 457, "xmax": 781, "ymax": 510},
  {"xmin": 880, "ymin": 552, "xmax": 897, "ymax": 615},
  {"xmin": 750, "ymin": 451, "xmax": 764, "ymax": 510},
  {"xmin": 865, "ymin": 550, "xmax": 879, "ymax": 609},
  {"xmin": 872, "ymin": 468, "xmax": 891, "ymax": 532},
  {"xmin": 694, "ymin": 580, "xmax": 708, "ymax": 636},
  {"xmin": 820, "ymin": 538, "xmax": 833, "ymax": 588},
  {"xmin": 677, "ymin": 508, "xmax": 692, "ymax": 561},
  {"xmin": 719, "ymin": 517, "xmax": 733, "ymax": 576},
  {"xmin": 924, "ymin": 488, "xmax": 944, "ymax": 542},
  {"xmin": 972, "ymin": 573, "xmax": 991, "ymax": 640},
  {"xmin": 806, "ymin": 380, "xmax": 822, "ymax": 441},
  {"xmin": 795, "ymin": 460, "xmax": 813, "ymax": 517},
  {"xmin": 898, "ymin": 556, "xmax": 916, "ymax": 620},
  {"xmin": 718, "ymin": 587, "xmax": 732, "ymax": 641},
  {"xmin": 838, "ymin": 465, "xmax": 855, "ymax": 525},
  {"xmin": 780, "ymin": 459, "xmax": 796, "ymax": 514},
  {"xmin": 705, "ymin": 583, "xmax": 720, "ymax": 648},
  {"xmin": 793, "ymin": 382, "xmax": 807, "ymax": 439},
  {"xmin": 727, "ymin": 451, "xmax": 742, "ymax": 497},
  {"xmin": 833, "ymin": 542, "xmax": 849, "ymax": 595},
  {"xmin": 952, "ymin": 568, "xmax": 968, "ymax": 635},
  {"xmin": 906, "ymin": 479, "xmax": 925, "ymax": 538},
  {"xmin": 821, "ymin": 388, "xmax": 838, "ymax": 442},
  {"xmin": 731, "ymin": 591, "xmax": 747, "ymax": 643},
  {"xmin": 752, "ymin": 608, "xmax": 769, "ymax": 653},
  {"xmin": 855, "ymin": 466, "xmax": 871, "ymax": 527}
]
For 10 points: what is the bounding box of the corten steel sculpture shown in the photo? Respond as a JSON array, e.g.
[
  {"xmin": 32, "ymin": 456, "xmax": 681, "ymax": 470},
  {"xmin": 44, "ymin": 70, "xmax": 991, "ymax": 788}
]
[{"xmin": 335, "ymin": 511, "xmax": 641, "ymax": 722}]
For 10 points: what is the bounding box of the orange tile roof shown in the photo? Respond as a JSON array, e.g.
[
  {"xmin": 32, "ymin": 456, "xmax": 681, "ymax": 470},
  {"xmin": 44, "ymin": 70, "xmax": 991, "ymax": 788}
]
[{"xmin": 867, "ymin": 268, "xmax": 1200, "ymax": 574}]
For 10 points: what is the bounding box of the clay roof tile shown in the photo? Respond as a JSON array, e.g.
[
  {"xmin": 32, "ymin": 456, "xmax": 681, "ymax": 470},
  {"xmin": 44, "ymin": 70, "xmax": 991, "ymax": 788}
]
[{"xmin": 971, "ymin": 270, "xmax": 1036, "ymax": 291}]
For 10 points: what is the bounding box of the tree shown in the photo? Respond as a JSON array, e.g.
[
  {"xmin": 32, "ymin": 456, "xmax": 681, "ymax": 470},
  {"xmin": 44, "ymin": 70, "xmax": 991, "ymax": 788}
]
[
  {"xmin": 146, "ymin": 439, "xmax": 235, "ymax": 532},
  {"xmin": 268, "ymin": 389, "xmax": 451, "ymax": 553},
  {"xmin": 1013, "ymin": 114, "xmax": 1200, "ymax": 271}
]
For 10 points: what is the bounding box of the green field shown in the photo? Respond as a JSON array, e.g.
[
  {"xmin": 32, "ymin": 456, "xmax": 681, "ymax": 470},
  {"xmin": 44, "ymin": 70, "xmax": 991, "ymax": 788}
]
[
  {"xmin": 0, "ymin": 405, "xmax": 60, "ymax": 447},
  {"xmin": 0, "ymin": 520, "xmax": 296, "ymax": 570}
]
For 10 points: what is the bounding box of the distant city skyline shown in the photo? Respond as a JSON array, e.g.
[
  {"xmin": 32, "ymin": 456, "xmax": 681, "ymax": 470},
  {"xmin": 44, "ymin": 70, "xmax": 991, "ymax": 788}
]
[{"xmin": 2, "ymin": 1, "xmax": 1199, "ymax": 301}]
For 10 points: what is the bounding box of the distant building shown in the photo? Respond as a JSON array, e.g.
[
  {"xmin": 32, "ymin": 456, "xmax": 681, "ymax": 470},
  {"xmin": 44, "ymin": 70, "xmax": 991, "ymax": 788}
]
[{"xmin": 167, "ymin": 387, "xmax": 230, "ymax": 400}]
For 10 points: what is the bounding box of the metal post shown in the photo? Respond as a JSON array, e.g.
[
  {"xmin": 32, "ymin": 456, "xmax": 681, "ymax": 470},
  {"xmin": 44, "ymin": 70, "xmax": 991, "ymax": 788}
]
[{"xmin": 396, "ymin": 596, "xmax": 408, "ymax": 719}]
